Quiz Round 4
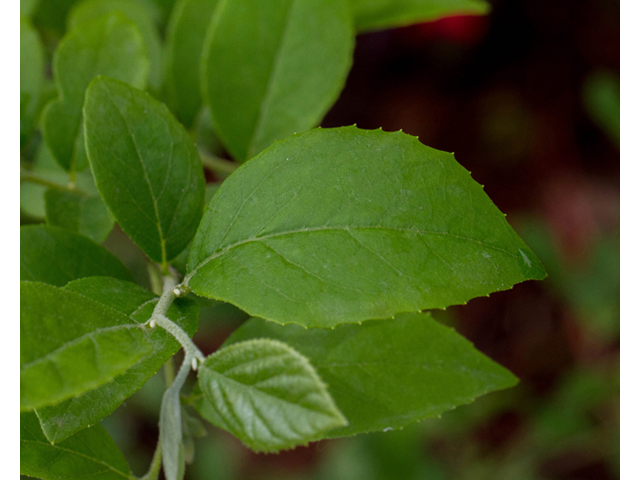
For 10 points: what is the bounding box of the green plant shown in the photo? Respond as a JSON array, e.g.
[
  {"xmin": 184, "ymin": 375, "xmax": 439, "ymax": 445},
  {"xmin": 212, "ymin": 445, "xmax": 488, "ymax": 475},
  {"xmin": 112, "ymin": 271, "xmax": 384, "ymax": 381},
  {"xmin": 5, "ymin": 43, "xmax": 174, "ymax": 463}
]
[{"xmin": 20, "ymin": 1, "xmax": 546, "ymax": 479}]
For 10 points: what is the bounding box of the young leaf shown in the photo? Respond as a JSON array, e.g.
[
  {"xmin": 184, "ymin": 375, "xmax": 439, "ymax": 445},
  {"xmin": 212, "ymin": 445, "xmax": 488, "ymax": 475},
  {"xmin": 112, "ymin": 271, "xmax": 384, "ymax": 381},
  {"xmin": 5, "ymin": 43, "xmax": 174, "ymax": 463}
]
[
  {"xmin": 20, "ymin": 225, "xmax": 133, "ymax": 286},
  {"xmin": 197, "ymin": 339, "xmax": 347, "ymax": 453},
  {"xmin": 201, "ymin": 0, "xmax": 354, "ymax": 161},
  {"xmin": 186, "ymin": 127, "xmax": 546, "ymax": 328},
  {"xmin": 349, "ymin": 0, "xmax": 490, "ymax": 32},
  {"xmin": 69, "ymin": 0, "xmax": 164, "ymax": 92},
  {"xmin": 20, "ymin": 281, "xmax": 155, "ymax": 410},
  {"xmin": 160, "ymin": 360, "xmax": 189, "ymax": 480},
  {"xmin": 42, "ymin": 13, "xmax": 149, "ymax": 173},
  {"xmin": 45, "ymin": 189, "xmax": 115, "ymax": 242},
  {"xmin": 196, "ymin": 313, "xmax": 517, "ymax": 438},
  {"xmin": 35, "ymin": 277, "xmax": 199, "ymax": 443},
  {"xmin": 84, "ymin": 77, "xmax": 206, "ymax": 265},
  {"xmin": 21, "ymin": 412, "xmax": 132, "ymax": 480},
  {"xmin": 165, "ymin": 0, "xmax": 220, "ymax": 127},
  {"xmin": 20, "ymin": 16, "xmax": 44, "ymax": 147}
]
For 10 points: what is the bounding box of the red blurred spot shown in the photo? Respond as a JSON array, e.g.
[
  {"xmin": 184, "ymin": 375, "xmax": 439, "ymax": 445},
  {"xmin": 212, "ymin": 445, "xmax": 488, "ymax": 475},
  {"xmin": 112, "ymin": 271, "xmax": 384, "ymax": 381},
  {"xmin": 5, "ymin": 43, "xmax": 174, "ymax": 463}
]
[{"xmin": 399, "ymin": 15, "xmax": 489, "ymax": 45}]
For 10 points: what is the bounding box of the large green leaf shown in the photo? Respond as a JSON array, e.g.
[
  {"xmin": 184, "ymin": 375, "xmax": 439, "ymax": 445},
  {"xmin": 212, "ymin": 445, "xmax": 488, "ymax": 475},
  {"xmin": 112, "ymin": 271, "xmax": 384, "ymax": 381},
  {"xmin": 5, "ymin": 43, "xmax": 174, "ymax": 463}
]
[
  {"xmin": 201, "ymin": 0, "xmax": 354, "ymax": 161},
  {"xmin": 194, "ymin": 313, "xmax": 517, "ymax": 438},
  {"xmin": 45, "ymin": 189, "xmax": 115, "ymax": 242},
  {"xmin": 196, "ymin": 339, "xmax": 346, "ymax": 452},
  {"xmin": 35, "ymin": 277, "xmax": 199, "ymax": 443},
  {"xmin": 186, "ymin": 127, "xmax": 545, "ymax": 328},
  {"xmin": 69, "ymin": 0, "xmax": 164, "ymax": 92},
  {"xmin": 42, "ymin": 13, "xmax": 149, "ymax": 173},
  {"xmin": 164, "ymin": 0, "xmax": 220, "ymax": 127},
  {"xmin": 20, "ymin": 281, "xmax": 154, "ymax": 410},
  {"xmin": 349, "ymin": 0, "xmax": 490, "ymax": 32},
  {"xmin": 84, "ymin": 77, "xmax": 206, "ymax": 265},
  {"xmin": 20, "ymin": 225, "xmax": 132, "ymax": 286},
  {"xmin": 20, "ymin": 16, "xmax": 44, "ymax": 147},
  {"xmin": 21, "ymin": 412, "xmax": 132, "ymax": 480}
]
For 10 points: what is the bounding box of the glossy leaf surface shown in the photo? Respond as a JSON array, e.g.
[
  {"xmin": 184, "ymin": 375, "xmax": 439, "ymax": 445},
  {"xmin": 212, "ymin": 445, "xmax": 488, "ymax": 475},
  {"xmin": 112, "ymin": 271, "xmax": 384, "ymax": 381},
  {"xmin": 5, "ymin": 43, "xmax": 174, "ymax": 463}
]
[
  {"xmin": 165, "ymin": 0, "xmax": 220, "ymax": 127},
  {"xmin": 84, "ymin": 77, "xmax": 206, "ymax": 264},
  {"xmin": 43, "ymin": 13, "xmax": 148, "ymax": 172},
  {"xmin": 69, "ymin": 0, "xmax": 164, "ymax": 92},
  {"xmin": 201, "ymin": 0, "xmax": 354, "ymax": 161},
  {"xmin": 197, "ymin": 339, "xmax": 346, "ymax": 452},
  {"xmin": 35, "ymin": 277, "xmax": 199, "ymax": 443},
  {"xmin": 20, "ymin": 281, "xmax": 154, "ymax": 410},
  {"xmin": 203, "ymin": 313, "xmax": 518, "ymax": 437},
  {"xmin": 187, "ymin": 127, "xmax": 545, "ymax": 328},
  {"xmin": 20, "ymin": 225, "xmax": 132, "ymax": 286},
  {"xmin": 349, "ymin": 0, "xmax": 490, "ymax": 32},
  {"xmin": 20, "ymin": 16, "xmax": 44, "ymax": 147},
  {"xmin": 21, "ymin": 412, "xmax": 131, "ymax": 480},
  {"xmin": 45, "ymin": 189, "xmax": 115, "ymax": 242}
]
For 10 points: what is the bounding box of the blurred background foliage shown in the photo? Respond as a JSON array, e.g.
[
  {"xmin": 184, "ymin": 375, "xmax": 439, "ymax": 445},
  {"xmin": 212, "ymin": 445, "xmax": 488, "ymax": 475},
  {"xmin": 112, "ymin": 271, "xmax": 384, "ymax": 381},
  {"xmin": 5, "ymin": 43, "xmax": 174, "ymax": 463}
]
[{"xmin": 21, "ymin": 0, "xmax": 619, "ymax": 478}]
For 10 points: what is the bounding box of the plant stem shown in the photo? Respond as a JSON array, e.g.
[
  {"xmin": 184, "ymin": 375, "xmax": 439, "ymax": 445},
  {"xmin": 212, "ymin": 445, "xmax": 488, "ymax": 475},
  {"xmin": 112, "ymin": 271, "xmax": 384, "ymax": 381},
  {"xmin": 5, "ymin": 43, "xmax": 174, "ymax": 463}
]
[
  {"xmin": 147, "ymin": 262, "xmax": 164, "ymax": 296},
  {"xmin": 20, "ymin": 173, "xmax": 86, "ymax": 194},
  {"xmin": 147, "ymin": 276, "xmax": 204, "ymax": 367},
  {"xmin": 138, "ymin": 440, "xmax": 163, "ymax": 480},
  {"xmin": 200, "ymin": 151, "xmax": 238, "ymax": 176}
]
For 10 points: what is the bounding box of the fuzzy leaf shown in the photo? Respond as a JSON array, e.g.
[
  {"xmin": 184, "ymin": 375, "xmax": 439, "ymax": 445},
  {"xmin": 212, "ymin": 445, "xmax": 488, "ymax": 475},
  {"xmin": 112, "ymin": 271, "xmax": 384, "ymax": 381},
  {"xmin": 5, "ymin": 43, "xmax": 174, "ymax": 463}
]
[
  {"xmin": 197, "ymin": 339, "xmax": 347, "ymax": 452},
  {"xmin": 195, "ymin": 313, "xmax": 518, "ymax": 438},
  {"xmin": 21, "ymin": 412, "xmax": 131, "ymax": 480},
  {"xmin": 201, "ymin": 0, "xmax": 354, "ymax": 161},
  {"xmin": 84, "ymin": 77, "xmax": 206, "ymax": 264},
  {"xmin": 35, "ymin": 277, "xmax": 199, "ymax": 443},
  {"xmin": 187, "ymin": 127, "xmax": 546, "ymax": 328},
  {"xmin": 20, "ymin": 281, "xmax": 154, "ymax": 410},
  {"xmin": 349, "ymin": 0, "xmax": 490, "ymax": 32},
  {"xmin": 20, "ymin": 225, "xmax": 132, "ymax": 286},
  {"xmin": 42, "ymin": 13, "xmax": 149, "ymax": 172}
]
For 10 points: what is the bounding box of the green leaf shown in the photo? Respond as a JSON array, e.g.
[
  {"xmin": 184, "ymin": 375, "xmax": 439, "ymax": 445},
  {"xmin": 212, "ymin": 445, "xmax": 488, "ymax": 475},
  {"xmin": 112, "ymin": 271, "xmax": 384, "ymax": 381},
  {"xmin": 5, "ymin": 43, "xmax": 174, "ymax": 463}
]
[
  {"xmin": 35, "ymin": 276, "xmax": 199, "ymax": 443},
  {"xmin": 21, "ymin": 411, "xmax": 132, "ymax": 480},
  {"xmin": 21, "ymin": 0, "xmax": 40, "ymax": 17},
  {"xmin": 197, "ymin": 313, "xmax": 518, "ymax": 438},
  {"xmin": 21, "ymin": 144, "xmax": 98, "ymax": 220},
  {"xmin": 45, "ymin": 189, "xmax": 115, "ymax": 242},
  {"xmin": 20, "ymin": 281, "xmax": 154, "ymax": 410},
  {"xmin": 84, "ymin": 77, "xmax": 206, "ymax": 265},
  {"xmin": 186, "ymin": 127, "xmax": 546, "ymax": 328},
  {"xmin": 42, "ymin": 13, "xmax": 149, "ymax": 173},
  {"xmin": 201, "ymin": 0, "xmax": 354, "ymax": 161},
  {"xmin": 349, "ymin": 0, "xmax": 490, "ymax": 32},
  {"xmin": 69, "ymin": 0, "xmax": 164, "ymax": 92},
  {"xmin": 165, "ymin": 0, "xmax": 220, "ymax": 127},
  {"xmin": 21, "ymin": 225, "xmax": 133, "ymax": 286},
  {"xmin": 20, "ymin": 16, "xmax": 44, "ymax": 147},
  {"xmin": 197, "ymin": 339, "xmax": 347, "ymax": 452},
  {"xmin": 160, "ymin": 376, "xmax": 186, "ymax": 480}
]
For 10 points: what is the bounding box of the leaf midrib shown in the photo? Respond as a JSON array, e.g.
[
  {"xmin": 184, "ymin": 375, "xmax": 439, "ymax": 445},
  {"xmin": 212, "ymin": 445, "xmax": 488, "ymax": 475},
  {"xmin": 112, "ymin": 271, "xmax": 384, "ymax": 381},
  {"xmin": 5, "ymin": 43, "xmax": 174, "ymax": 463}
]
[{"xmin": 186, "ymin": 224, "xmax": 518, "ymax": 283}]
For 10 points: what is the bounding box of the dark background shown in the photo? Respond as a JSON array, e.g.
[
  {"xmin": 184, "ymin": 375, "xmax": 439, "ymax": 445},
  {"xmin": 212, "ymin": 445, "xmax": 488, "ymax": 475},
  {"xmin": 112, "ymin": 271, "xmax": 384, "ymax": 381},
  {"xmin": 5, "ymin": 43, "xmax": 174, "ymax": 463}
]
[{"xmin": 76, "ymin": 0, "xmax": 622, "ymax": 478}]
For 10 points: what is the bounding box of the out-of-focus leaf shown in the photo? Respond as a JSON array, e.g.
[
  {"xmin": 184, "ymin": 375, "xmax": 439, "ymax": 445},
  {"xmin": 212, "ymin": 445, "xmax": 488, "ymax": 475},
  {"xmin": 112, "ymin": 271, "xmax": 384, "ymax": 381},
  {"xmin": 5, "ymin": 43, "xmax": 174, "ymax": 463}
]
[
  {"xmin": 45, "ymin": 189, "xmax": 115, "ymax": 242},
  {"xmin": 20, "ymin": 16, "xmax": 44, "ymax": 147}
]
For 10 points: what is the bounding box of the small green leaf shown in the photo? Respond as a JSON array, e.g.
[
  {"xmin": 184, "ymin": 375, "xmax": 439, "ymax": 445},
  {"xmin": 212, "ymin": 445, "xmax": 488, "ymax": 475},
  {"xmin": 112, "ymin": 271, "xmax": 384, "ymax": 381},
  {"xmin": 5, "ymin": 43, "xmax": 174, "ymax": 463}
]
[
  {"xmin": 45, "ymin": 189, "xmax": 115, "ymax": 242},
  {"xmin": 20, "ymin": 16, "xmax": 44, "ymax": 147},
  {"xmin": 165, "ymin": 0, "xmax": 220, "ymax": 127},
  {"xmin": 199, "ymin": 313, "xmax": 518, "ymax": 438},
  {"xmin": 197, "ymin": 339, "xmax": 347, "ymax": 452},
  {"xmin": 35, "ymin": 276, "xmax": 199, "ymax": 443},
  {"xmin": 349, "ymin": 0, "xmax": 490, "ymax": 32},
  {"xmin": 69, "ymin": 0, "xmax": 164, "ymax": 92},
  {"xmin": 21, "ymin": 411, "xmax": 132, "ymax": 480},
  {"xmin": 84, "ymin": 77, "xmax": 206, "ymax": 265},
  {"xmin": 20, "ymin": 281, "xmax": 154, "ymax": 410},
  {"xmin": 201, "ymin": 0, "xmax": 354, "ymax": 161},
  {"xmin": 21, "ymin": 144, "xmax": 98, "ymax": 220},
  {"xmin": 21, "ymin": 225, "xmax": 133, "ymax": 286},
  {"xmin": 186, "ymin": 127, "xmax": 545, "ymax": 328},
  {"xmin": 42, "ymin": 13, "xmax": 149, "ymax": 173}
]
